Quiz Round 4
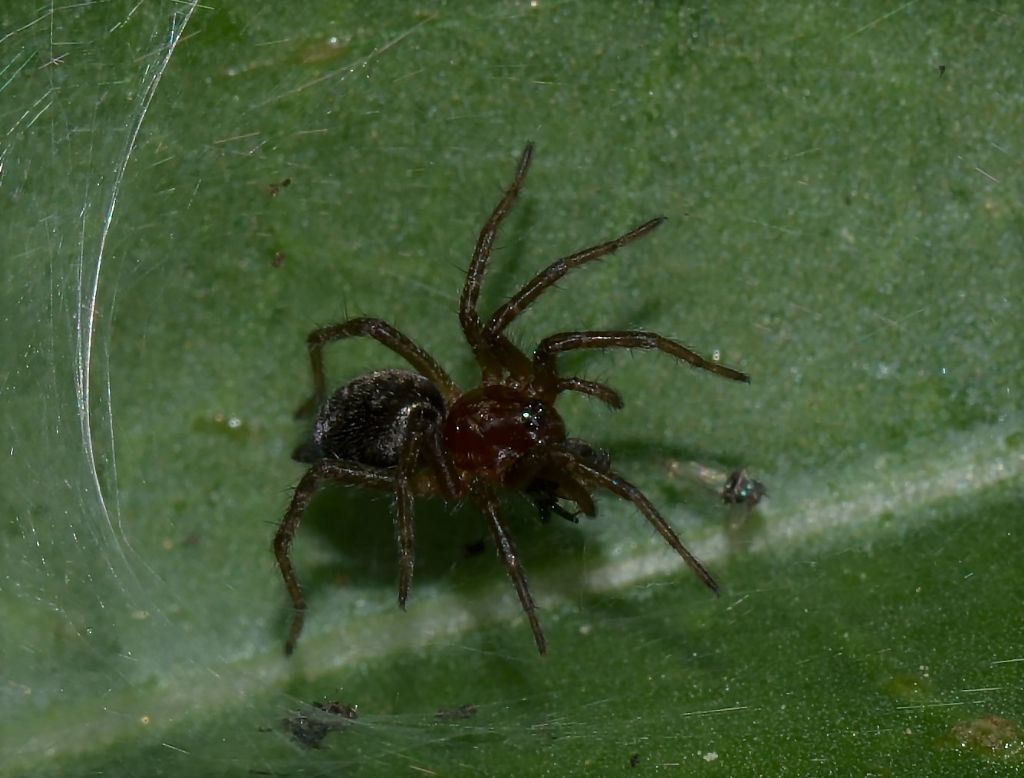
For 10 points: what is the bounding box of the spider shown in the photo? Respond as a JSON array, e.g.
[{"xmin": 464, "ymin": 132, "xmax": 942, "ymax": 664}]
[{"xmin": 274, "ymin": 143, "xmax": 750, "ymax": 656}]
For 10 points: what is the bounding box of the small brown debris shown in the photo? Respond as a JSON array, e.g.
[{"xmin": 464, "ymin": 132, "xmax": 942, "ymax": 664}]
[
  {"xmin": 949, "ymin": 714, "xmax": 1022, "ymax": 757},
  {"xmin": 268, "ymin": 177, "xmax": 291, "ymax": 197},
  {"xmin": 283, "ymin": 700, "xmax": 358, "ymax": 749},
  {"xmin": 435, "ymin": 704, "xmax": 478, "ymax": 721}
]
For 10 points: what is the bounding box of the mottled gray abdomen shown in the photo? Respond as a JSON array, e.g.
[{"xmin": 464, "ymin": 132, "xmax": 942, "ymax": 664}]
[{"xmin": 310, "ymin": 369, "xmax": 446, "ymax": 468}]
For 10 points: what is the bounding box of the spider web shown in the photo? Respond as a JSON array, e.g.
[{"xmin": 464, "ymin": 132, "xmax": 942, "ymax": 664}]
[{"xmin": 2, "ymin": 3, "xmax": 1022, "ymax": 775}]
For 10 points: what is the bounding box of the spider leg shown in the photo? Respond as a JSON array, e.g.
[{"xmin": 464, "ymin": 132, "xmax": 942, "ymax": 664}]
[
  {"xmin": 296, "ymin": 317, "xmax": 458, "ymax": 417},
  {"xmin": 459, "ymin": 143, "xmax": 534, "ymax": 379},
  {"xmin": 484, "ymin": 331, "xmax": 535, "ymax": 383},
  {"xmin": 486, "ymin": 217, "xmax": 666, "ymax": 335},
  {"xmin": 475, "ymin": 487, "xmax": 548, "ymax": 655},
  {"xmin": 394, "ymin": 403, "xmax": 450, "ymax": 610},
  {"xmin": 533, "ymin": 330, "xmax": 750, "ymax": 391},
  {"xmin": 569, "ymin": 461, "xmax": 719, "ymax": 594},
  {"xmin": 274, "ymin": 460, "xmax": 392, "ymax": 655},
  {"xmin": 555, "ymin": 377, "xmax": 624, "ymax": 409},
  {"xmin": 423, "ymin": 418, "xmax": 462, "ymax": 500}
]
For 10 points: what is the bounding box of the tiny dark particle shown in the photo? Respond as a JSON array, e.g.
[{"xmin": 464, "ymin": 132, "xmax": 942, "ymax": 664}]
[
  {"xmin": 314, "ymin": 701, "xmax": 358, "ymax": 719},
  {"xmin": 271, "ymin": 250, "xmax": 286, "ymax": 268},
  {"xmin": 268, "ymin": 177, "xmax": 292, "ymax": 197},
  {"xmin": 629, "ymin": 752, "xmax": 640, "ymax": 767},
  {"xmin": 435, "ymin": 703, "xmax": 478, "ymax": 721},
  {"xmin": 283, "ymin": 714, "xmax": 329, "ymax": 749},
  {"xmin": 282, "ymin": 700, "xmax": 358, "ymax": 749}
]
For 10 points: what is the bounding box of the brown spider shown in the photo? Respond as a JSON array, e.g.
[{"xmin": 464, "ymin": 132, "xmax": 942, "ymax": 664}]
[{"xmin": 274, "ymin": 143, "xmax": 750, "ymax": 656}]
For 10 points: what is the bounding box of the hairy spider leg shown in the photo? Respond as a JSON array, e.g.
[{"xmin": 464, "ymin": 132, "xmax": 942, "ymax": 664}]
[
  {"xmin": 394, "ymin": 404, "xmax": 452, "ymax": 610},
  {"xmin": 274, "ymin": 461, "xmax": 393, "ymax": 655},
  {"xmin": 554, "ymin": 377, "xmax": 625, "ymax": 410},
  {"xmin": 533, "ymin": 330, "xmax": 751, "ymax": 397},
  {"xmin": 458, "ymin": 144, "xmax": 537, "ymax": 381},
  {"xmin": 479, "ymin": 205, "xmax": 664, "ymax": 408},
  {"xmin": 475, "ymin": 488, "xmax": 548, "ymax": 655},
  {"xmin": 296, "ymin": 317, "xmax": 459, "ymax": 417},
  {"xmin": 569, "ymin": 461, "xmax": 720, "ymax": 594},
  {"xmin": 486, "ymin": 217, "xmax": 666, "ymax": 334},
  {"xmin": 422, "ymin": 415, "xmax": 462, "ymax": 501}
]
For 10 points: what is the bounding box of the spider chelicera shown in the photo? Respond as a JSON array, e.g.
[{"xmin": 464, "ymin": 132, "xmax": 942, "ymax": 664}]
[{"xmin": 274, "ymin": 143, "xmax": 750, "ymax": 656}]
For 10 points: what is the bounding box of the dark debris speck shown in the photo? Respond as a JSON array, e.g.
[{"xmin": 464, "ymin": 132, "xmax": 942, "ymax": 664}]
[
  {"xmin": 435, "ymin": 703, "xmax": 479, "ymax": 721},
  {"xmin": 283, "ymin": 700, "xmax": 358, "ymax": 749}
]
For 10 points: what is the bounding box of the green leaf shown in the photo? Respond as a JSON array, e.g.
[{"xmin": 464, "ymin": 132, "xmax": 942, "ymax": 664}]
[{"xmin": 3, "ymin": 2, "xmax": 1022, "ymax": 775}]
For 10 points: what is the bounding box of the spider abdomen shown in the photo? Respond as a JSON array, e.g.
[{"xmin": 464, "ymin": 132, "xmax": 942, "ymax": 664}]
[
  {"xmin": 313, "ymin": 369, "xmax": 445, "ymax": 468},
  {"xmin": 442, "ymin": 385, "xmax": 565, "ymax": 479}
]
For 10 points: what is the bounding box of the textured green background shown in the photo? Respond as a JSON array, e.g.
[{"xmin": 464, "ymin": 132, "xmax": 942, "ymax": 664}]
[{"xmin": 2, "ymin": 2, "xmax": 1022, "ymax": 775}]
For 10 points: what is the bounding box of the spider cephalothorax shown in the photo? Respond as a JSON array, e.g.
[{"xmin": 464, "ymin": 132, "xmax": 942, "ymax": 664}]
[{"xmin": 274, "ymin": 143, "xmax": 749, "ymax": 655}]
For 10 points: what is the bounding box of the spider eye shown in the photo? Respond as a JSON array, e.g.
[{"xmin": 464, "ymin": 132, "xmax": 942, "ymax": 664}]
[{"xmin": 520, "ymin": 402, "xmax": 547, "ymax": 430}]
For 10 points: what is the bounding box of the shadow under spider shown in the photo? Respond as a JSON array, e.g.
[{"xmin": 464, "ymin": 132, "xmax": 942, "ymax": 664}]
[
  {"xmin": 288, "ymin": 443, "xmax": 760, "ymax": 633},
  {"xmin": 282, "ymin": 425, "xmax": 762, "ymax": 643},
  {"xmin": 292, "ymin": 484, "xmax": 591, "ymax": 610}
]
